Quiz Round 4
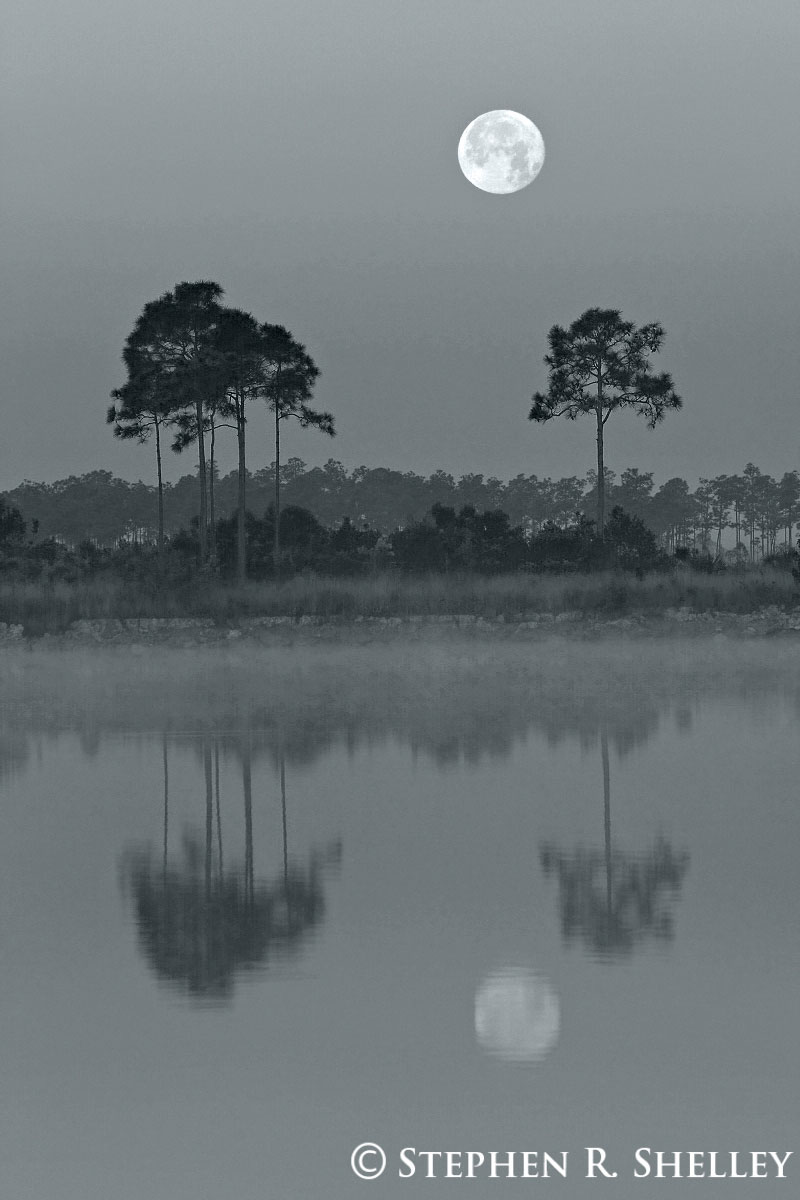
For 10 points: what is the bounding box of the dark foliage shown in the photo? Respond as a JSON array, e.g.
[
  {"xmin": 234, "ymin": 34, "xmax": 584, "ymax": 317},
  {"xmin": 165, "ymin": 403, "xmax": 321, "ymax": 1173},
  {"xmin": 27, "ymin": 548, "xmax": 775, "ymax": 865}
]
[
  {"xmin": 604, "ymin": 507, "xmax": 662, "ymax": 570},
  {"xmin": 0, "ymin": 495, "xmax": 723, "ymax": 586},
  {"xmin": 0, "ymin": 498, "xmax": 28, "ymax": 573},
  {"xmin": 203, "ymin": 507, "xmax": 380, "ymax": 579},
  {"xmin": 0, "ymin": 498, "xmax": 27, "ymax": 551},
  {"xmin": 527, "ymin": 517, "xmax": 601, "ymax": 572},
  {"xmin": 390, "ymin": 505, "xmax": 529, "ymax": 574},
  {"xmin": 5, "ymin": 462, "xmax": 800, "ymax": 569}
]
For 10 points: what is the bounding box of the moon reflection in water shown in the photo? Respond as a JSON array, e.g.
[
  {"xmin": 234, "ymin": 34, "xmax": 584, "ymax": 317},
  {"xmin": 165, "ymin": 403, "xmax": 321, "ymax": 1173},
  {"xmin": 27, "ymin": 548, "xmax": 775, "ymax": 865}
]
[{"xmin": 474, "ymin": 967, "xmax": 560, "ymax": 1062}]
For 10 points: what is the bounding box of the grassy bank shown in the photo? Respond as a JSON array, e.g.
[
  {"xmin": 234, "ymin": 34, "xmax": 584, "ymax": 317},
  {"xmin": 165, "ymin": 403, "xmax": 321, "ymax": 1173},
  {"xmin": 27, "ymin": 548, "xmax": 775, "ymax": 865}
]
[{"xmin": 1, "ymin": 567, "xmax": 798, "ymax": 635}]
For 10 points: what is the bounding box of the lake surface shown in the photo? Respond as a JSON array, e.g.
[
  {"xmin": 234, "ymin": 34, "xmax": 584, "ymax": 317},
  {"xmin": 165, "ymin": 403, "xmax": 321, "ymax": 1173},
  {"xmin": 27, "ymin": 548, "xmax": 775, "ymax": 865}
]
[{"xmin": 0, "ymin": 640, "xmax": 797, "ymax": 1196}]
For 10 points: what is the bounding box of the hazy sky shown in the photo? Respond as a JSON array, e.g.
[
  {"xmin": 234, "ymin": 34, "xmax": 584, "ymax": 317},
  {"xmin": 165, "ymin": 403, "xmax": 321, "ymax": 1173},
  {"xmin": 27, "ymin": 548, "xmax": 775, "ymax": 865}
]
[{"xmin": 3, "ymin": 0, "xmax": 798, "ymax": 490}]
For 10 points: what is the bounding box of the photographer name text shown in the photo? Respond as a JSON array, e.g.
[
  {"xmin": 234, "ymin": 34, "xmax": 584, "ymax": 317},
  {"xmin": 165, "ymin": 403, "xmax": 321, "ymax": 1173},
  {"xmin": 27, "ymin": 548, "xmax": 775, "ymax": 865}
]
[{"xmin": 350, "ymin": 1144, "xmax": 793, "ymax": 1182}]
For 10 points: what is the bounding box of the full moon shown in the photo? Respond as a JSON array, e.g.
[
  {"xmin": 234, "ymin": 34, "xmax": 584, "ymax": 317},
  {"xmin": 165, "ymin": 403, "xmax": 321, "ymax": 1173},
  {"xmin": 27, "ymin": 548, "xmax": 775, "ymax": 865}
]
[{"xmin": 458, "ymin": 110, "xmax": 545, "ymax": 194}]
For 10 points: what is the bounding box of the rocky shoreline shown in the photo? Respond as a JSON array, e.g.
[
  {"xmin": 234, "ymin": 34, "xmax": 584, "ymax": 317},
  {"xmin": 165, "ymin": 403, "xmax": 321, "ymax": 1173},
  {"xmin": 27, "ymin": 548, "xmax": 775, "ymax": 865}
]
[{"xmin": 2, "ymin": 606, "xmax": 800, "ymax": 647}]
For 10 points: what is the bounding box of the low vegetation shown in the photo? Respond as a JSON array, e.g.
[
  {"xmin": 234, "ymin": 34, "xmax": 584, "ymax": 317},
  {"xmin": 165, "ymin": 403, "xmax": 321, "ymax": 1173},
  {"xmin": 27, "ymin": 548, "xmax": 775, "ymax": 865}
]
[
  {"xmin": 1, "ymin": 566, "xmax": 798, "ymax": 637},
  {"xmin": 2, "ymin": 488, "xmax": 799, "ymax": 635}
]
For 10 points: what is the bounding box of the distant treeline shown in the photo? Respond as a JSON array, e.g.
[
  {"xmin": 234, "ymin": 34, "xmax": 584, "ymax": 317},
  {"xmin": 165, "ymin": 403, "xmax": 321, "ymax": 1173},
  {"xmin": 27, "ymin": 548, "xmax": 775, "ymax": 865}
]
[
  {"xmin": 3, "ymin": 460, "xmax": 800, "ymax": 560},
  {"xmin": 0, "ymin": 491, "xmax": 672, "ymax": 582}
]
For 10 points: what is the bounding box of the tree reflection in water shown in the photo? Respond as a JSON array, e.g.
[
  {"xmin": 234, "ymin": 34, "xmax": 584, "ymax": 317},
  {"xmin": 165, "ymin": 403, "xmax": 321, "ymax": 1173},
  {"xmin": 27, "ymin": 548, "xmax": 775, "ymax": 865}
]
[
  {"xmin": 540, "ymin": 726, "xmax": 689, "ymax": 959},
  {"xmin": 0, "ymin": 731, "xmax": 29, "ymax": 784},
  {"xmin": 122, "ymin": 736, "xmax": 341, "ymax": 1003}
]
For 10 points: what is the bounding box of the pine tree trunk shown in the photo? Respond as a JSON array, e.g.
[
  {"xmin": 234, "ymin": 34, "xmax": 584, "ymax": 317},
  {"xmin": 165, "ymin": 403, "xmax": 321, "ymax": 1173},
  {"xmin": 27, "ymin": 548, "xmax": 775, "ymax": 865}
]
[
  {"xmin": 273, "ymin": 407, "xmax": 281, "ymax": 576},
  {"xmin": 595, "ymin": 396, "xmax": 605, "ymax": 533},
  {"xmin": 196, "ymin": 398, "xmax": 208, "ymax": 563},
  {"xmin": 237, "ymin": 397, "xmax": 247, "ymax": 583},
  {"xmin": 155, "ymin": 417, "xmax": 165, "ymax": 558},
  {"xmin": 209, "ymin": 420, "xmax": 217, "ymax": 568}
]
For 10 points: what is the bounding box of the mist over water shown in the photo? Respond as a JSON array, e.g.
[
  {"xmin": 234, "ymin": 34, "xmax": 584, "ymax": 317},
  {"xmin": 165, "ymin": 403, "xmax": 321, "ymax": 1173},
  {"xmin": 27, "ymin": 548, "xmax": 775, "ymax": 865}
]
[{"xmin": 0, "ymin": 639, "xmax": 797, "ymax": 1196}]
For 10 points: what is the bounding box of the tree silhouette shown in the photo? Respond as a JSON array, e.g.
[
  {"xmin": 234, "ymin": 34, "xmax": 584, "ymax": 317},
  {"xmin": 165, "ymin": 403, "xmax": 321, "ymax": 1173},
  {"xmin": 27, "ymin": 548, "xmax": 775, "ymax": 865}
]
[
  {"xmin": 115, "ymin": 281, "xmax": 224, "ymax": 563},
  {"xmin": 649, "ymin": 476, "xmax": 692, "ymax": 551},
  {"xmin": 259, "ymin": 324, "xmax": 333, "ymax": 573},
  {"xmin": 212, "ymin": 309, "xmax": 264, "ymax": 581},
  {"xmin": 0, "ymin": 497, "xmax": 27, "ymax": 555},
  {"xmin": 107, "ymin": 366, "xmax": 171, "ymax": 555},
  {"xmin": 776, "ymin": 471, "xmax": 800, "ymax": 549},
  {"xmin": 170, "ymin": 382, "xmax": 230, "ymax": 568},
  {"xmin": 529, "ymin": 308, "xmax": 682, "ymax": 529}
]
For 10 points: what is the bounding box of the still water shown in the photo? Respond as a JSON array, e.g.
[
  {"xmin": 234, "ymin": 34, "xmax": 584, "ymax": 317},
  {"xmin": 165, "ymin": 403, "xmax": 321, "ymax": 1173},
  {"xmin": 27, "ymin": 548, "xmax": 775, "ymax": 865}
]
[{"xmin": 0, "ymin": 640, "xmax": 797, "ymax": 1196}]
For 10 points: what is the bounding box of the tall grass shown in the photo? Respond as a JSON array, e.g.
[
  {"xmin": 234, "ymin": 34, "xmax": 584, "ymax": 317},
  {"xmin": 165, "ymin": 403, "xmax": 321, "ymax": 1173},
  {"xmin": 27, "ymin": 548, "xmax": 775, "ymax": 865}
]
[{"xmin": 0, "ymin": 566, "xmax": 797, "ymax": 634}]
